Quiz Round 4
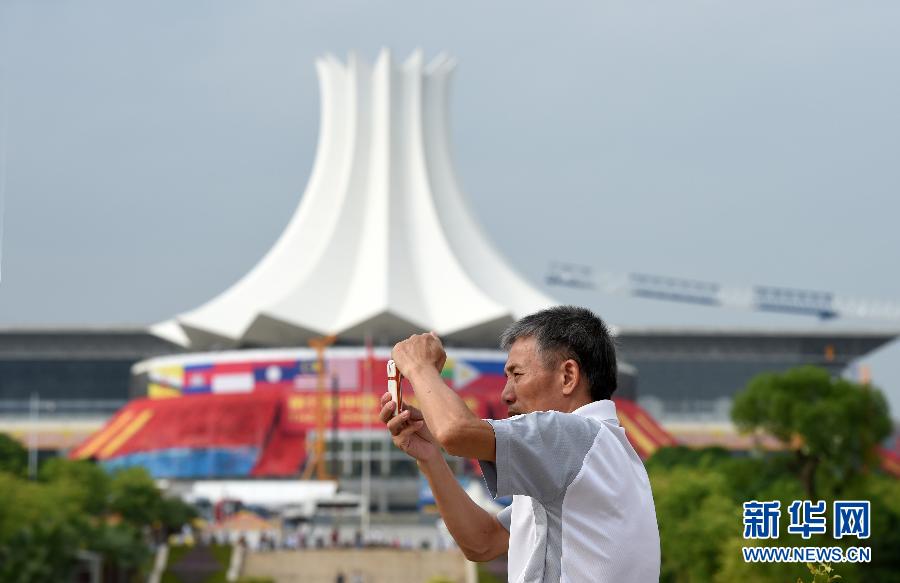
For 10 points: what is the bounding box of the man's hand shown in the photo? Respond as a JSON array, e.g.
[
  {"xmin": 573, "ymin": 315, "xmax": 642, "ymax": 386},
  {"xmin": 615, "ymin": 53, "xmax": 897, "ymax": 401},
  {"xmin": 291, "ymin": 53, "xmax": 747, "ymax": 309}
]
[
  {"xmin": 391, "ymin": 332, "xmax": 447, "ymax": 380},
  {"xmin": 379, "ymin": 392, "xmax": 440, "ymax": 462}
]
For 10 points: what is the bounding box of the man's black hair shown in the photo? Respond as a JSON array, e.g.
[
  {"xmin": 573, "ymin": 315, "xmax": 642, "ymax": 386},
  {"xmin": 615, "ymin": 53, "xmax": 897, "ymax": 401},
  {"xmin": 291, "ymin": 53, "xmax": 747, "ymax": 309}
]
[{"xmin": 499, "ymin": 305, "xmax": 617, "ymax": 401}]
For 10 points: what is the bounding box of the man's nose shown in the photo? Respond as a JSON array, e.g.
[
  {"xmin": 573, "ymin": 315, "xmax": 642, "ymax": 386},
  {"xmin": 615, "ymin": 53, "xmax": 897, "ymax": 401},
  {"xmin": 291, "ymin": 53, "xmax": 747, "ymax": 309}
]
[{"xmin": 501, "ymin": 381, "xmax": 516, "ymax": 405}]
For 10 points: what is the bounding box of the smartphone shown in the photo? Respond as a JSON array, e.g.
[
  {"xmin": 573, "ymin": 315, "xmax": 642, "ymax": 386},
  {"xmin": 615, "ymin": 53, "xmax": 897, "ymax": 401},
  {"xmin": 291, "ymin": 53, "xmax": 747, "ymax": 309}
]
[{"xmin": 386, "ymin": 360, "xmax": 403, "ymax": 417}]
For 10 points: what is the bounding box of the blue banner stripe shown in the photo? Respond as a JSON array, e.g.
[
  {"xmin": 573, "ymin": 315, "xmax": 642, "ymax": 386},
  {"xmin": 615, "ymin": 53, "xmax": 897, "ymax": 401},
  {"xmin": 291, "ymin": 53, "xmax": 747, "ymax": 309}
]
[
  {"xmin": 102, "ymin": 447, "xmax": 259, "ymax": 478},
  {"xmin": 466, "ymin": 360, "xmax": 506, "ymax": 375}
]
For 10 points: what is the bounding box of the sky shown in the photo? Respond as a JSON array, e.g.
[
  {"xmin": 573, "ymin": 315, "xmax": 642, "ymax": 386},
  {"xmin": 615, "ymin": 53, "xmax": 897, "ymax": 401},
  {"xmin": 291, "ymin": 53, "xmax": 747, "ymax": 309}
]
[{"xmin": 1, "ymin": 1, "xmax": 899, "ymax": 414}]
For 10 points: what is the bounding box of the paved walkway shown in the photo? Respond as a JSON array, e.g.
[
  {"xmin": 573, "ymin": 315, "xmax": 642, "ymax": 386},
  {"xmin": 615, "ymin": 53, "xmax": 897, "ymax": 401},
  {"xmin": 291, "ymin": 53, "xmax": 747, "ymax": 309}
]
[{"xmin": 243, "ymin": 548, "xmax": 470, "ymax": 583}]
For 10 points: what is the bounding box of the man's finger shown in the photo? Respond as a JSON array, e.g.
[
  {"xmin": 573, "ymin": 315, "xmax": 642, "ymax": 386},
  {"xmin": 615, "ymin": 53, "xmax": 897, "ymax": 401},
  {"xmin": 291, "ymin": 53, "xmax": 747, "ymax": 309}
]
[
  {"xmin": 388, "ymin": 420, "xmax": 407, "ymax": 437},
  {"xmin": 394, "ymin": 422, "xmax": 424, "ymax": 448},
  {"xmin": 395, "ymin": 422, "xmax": 423, "ymax": 441},
  {"xmin": 404, "ymin": 405, "xmax": 424, "ymax": 421},
  {"xmin": 386, "ymin": 410, "xmax": 411, "ymax": 436},
  {"xmin": 380, "ymin": 392, "xmax": 392, "ymax": 406},
  {"xmin": 379, "ymin": 402, "xmax": 396, "ymax": 424}
]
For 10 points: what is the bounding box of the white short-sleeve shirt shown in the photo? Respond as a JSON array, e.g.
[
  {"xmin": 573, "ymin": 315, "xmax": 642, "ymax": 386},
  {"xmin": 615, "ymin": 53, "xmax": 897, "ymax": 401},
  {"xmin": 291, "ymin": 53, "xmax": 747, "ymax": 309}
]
[{"xmin": 480, "ymin": 400, "xmax": 660, "ymax": 583}]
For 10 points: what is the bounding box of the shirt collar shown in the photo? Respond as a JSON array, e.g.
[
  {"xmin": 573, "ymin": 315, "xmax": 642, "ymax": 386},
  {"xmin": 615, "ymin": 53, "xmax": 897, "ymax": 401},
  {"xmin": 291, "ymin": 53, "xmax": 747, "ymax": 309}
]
[{"xmin": 572, "ymin": 399, "xmax": 619, "ymax": 424}]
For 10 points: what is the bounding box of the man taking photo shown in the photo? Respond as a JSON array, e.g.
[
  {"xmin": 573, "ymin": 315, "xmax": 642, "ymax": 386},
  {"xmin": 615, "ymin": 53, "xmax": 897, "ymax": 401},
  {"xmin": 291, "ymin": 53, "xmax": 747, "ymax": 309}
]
[{"xmin": 380, "ymin": 305, "xmax": 661, "ymax": 582}]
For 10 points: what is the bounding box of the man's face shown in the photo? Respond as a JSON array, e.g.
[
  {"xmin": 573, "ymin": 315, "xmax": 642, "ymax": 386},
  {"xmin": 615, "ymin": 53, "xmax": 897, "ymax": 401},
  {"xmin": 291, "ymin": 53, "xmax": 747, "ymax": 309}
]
[{"xmin": 501, "ymin": 336, "xmax": 561, "ymax": 416}]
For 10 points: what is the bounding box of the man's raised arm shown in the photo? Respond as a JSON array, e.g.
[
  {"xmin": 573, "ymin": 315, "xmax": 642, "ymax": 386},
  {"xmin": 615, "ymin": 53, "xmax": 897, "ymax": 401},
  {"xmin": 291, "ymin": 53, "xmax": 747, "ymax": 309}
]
[
  {"xmin": 418, "ymin": 451, "xmax": 509, "ymax": 562},
  {"xmin": 379, "ymin": 393, "xmax": 508, "ymax": 562},
  {"xmin": 391, "ymin": 333, "xmax": 496, "ymax": 461}
]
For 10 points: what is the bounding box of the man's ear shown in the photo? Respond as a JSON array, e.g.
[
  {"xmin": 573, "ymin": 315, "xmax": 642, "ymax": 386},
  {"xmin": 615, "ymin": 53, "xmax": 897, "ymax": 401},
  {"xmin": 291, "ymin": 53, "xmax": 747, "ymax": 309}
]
[{"xmin": 561, "ymin": 359, "xmax": 581, "ymax": 397}]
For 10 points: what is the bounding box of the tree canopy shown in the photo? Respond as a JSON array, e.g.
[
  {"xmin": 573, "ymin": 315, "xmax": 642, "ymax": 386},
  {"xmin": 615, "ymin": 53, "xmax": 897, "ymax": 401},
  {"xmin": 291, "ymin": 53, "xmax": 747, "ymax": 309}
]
[
  {"xmin": 0, "ymin": 433, "xmax": 27, "ymax": 477},
  {"xmin": 0, "ymin": 446, "xmax": 197, "ymax": 582},
  {"xmin": 644, "ymin": 366, "xmax": 898, "ymax": 582},
  {"xmin": 731, "ymin": 365, "xmax": 891, "ymax": 498}
]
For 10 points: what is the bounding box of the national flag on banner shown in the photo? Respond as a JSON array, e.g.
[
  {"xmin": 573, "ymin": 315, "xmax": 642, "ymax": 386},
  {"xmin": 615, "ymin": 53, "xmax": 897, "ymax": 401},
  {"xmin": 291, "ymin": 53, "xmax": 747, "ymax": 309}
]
[
  {"xmin": 254, "ymin": 360, "xmax": 319, "ymax": 389},
  {"xmin": 452, "ymin": 359, "xmax": 506, "ymax": 389},
  {"xmin": 183, "ymin": 364, "xmax": 213, "ymax": 394},
  {"xmin": 148, "ymin": 365, "xmax": 184, "ymax": 399},
  {"xmin": 211, "ymin": 362, "xmax": 255, "ymax": 394},
  {"xmin": 294, "ymin": 358, "xmax": 360, "ymax": 391},
  {"xmin": 290, "ymin": 361, "xmax": 321, "ymax": 391}
]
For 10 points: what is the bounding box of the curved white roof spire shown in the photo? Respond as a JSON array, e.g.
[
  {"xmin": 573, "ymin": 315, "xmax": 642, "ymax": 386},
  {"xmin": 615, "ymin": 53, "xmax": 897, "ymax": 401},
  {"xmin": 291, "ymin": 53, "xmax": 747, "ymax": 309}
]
[{"xmin": 153, "ymin": 50, "xmax": 555, "ymax": 349}]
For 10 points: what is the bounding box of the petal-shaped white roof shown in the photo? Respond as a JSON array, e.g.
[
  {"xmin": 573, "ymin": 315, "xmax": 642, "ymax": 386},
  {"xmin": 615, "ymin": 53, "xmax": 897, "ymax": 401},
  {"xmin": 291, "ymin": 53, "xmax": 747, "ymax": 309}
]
[{"xmin": 153, "ymin": 50, "xmax": 555, "ymax": 349}]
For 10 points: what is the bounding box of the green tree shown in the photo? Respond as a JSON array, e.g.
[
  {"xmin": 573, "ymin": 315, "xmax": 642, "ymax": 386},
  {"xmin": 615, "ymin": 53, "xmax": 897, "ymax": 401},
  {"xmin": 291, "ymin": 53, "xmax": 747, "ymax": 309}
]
[
  {"xmin": 108, "ymin": 466, "xmax": 198, "ymax": 543},
  {"xmin": 0, "ymin": 521, "xmax": 82, "ymax": 583},
  {"xmin": 0, "ymin": 449, "xmax": 203, "ymax": 581},
  {"xmin": 40, "ymin": 457, "xmax": 111, "ymax": 515},
  {"xmin": 731, "ymin": 366, "xmax": 891, "ymax": 499},
  {"xmin": 158, "ymin": 495, "xmax": 198, "ymax": 538},
  {"xmin": 0, "ymin": 470, "xmax": 87, "ymax": 583},
  {"xmin": 649, "ymin": 466, "xmax": 738, "ymax": 583},
  {"xmin": 109, "ymin": 466, "xmax": 163, "ymax": 527},
  {"xmin": 0, "ymin": 433, "xmax": 27, "ymax": 476},
  {"xmin": 88, "ymin": 522, "xmax": 152, "ymax": 574},
  {"xmin": 845, "ymin": 474, "xmax": 900, "ymax": 582}
]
